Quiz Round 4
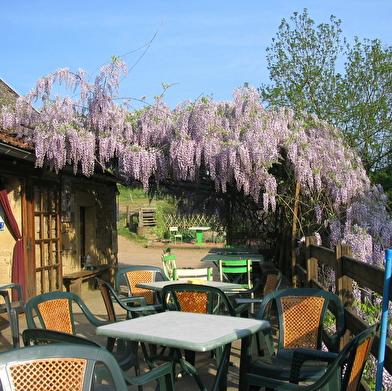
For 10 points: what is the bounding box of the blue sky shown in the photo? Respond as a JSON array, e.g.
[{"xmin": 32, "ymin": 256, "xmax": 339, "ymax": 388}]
[{"xmin": 1, "ymin": 0, "xmax": 392, "ymax": 109}]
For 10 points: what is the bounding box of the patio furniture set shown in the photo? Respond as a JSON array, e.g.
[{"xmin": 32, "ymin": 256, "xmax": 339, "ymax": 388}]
[{"xmin": 0, "ymin": 245, "xmax": 379, "ymax": 391}]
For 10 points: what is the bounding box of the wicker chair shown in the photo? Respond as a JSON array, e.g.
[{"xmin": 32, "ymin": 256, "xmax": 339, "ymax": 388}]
[
  {"xmin": 24, "ymin": 291, "xmax": 138, "ymax": 371},
  {"xmin": 160, "ymin": 283, "xmax": 248, "ymax": 368},
  {"xmin": 233, "ymin": 269, "xmax": 283, "ymax": 315},
  {"xmin": 96, "ymin": 277, "xmax": 163, "ymax": 321},
  {"xmin": 250, "ymin": 288, "xmax": 346, "ymax": 386},
  {"xmin": 161, "ymin": 283, "xmax": 246, "ymax": 316},
  {"xmin": 245, "ymin": 323, "xmax": 379, "ymax": 391},
  {"xmin": 25, "ymin": 291, "xmax": 108, "ymax": 335},
  {"xmin": 0, "ymin": 342, "xmax": 175, "ymax": 391},
  {"xmin": 115, "ymin": 266, "xmax": 168, "ymax": 305},
  {"xmin": 22, "ymin": 328, "xmax": 141, "ymax": 390}
]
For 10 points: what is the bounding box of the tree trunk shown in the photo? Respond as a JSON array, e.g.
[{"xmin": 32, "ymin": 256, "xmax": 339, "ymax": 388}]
[{"xmin": 291, "ymin": 181, "xmax": 301, "ymax": 287}]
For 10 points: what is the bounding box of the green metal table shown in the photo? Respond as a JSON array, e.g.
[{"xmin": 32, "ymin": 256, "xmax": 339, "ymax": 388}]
[{"xmin": 189, "ymin": 226, "xmax": 210, "ymax": 245}]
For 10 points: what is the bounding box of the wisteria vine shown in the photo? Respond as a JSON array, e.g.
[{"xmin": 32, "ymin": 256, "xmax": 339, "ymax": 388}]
[{"xmin": 2, "ymin": 58, "xmax": 392, "ymax": 266}]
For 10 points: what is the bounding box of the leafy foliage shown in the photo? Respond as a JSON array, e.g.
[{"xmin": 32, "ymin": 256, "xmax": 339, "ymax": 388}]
[{"xmin": 260, "ymin": 8, "xmax": 392, "ymax": 174}]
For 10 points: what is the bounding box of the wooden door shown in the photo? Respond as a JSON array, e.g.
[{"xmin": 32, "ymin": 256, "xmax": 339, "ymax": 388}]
[{"xmin": 32, "ymin": 182, "xmax": 62, "ymax": 294}]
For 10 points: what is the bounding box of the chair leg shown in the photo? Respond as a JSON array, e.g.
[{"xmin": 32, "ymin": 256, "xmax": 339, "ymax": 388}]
[{"xmin": 10, "ymin": 309, "xmax": 20, "ymax": 348}]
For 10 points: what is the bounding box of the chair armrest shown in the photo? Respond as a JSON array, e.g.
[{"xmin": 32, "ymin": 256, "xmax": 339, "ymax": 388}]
[
  {"xmin": 74, "ymin": 299, "xmax": 112, "ymax": 327},
  {"xmin": 119, "ymin": 296, "xmax": 147, "ymax": 307},
  {"xmin": 122, "ymin": 361, "xmax": 174, "ymax": 388},
  {"xmin": 113, "ymin": 295, "xmax": 163, "ymax": 318},
  {"xmin": 0, "ymin": 291, "xmax": 12, "ymax": 315},
  {"xmin": 246, "ymin": 372, "xmax": 305, "ymax": 391},
  {"xmin": 289, "ymin": 348, "xmax": 338, "ymax": 384},
  {"xmin": 233, "ymin": 303, "xmax": 251, "ymax": 317},
  {"xmin": 328, "ymin": 326, "xmax": 346, "ymax": 353},
  {"xmin": 234, "ymin": 297, "xmax": 264, "ymax": 306},
  {"xmin": 125, "ymin": 304, "xmax": 164, "ymax": 319},
  {"xmin": 254, "ymin": 323, "xmax": 274, "ymax": 356}
]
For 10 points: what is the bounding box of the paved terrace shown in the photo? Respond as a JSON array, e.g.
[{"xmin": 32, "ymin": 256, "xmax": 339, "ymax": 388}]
[{"xmin": 0, "ymin": 236, "xmax": 289, "ymax": 390}]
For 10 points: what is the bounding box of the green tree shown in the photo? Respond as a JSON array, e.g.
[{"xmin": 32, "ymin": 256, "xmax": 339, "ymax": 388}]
[
  {"xmin": 260, "ymin": 9, "xmax": 392, "ymax": 176},
  {"xmin": 260, "ymin": 8, "xmax": 347, "ymax": 120},
  {"xmin": 334, "ymin": 38, "xmax": 392, "ymax": 172}
]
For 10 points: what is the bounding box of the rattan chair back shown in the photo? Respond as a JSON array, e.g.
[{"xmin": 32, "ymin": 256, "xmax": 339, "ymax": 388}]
[
  {"xmin": 0, "ymin": 343, "xmax": 129, "ymax": 391},
  {"xmin": 280, "ymin": 295, "xmax": 325, "ymax": 350},
  {"xmin": 262, "ymin": 270, "xmax": 282, "ymax": 296},
  {"xmin": 37, "ymin": 298, "xmax": 73, "ymax": 334},
  {"xmin": 175, "ymin": 291, "xmax": 209, "ymax": 313},
  {"xmin": 125, "ymin": 270, "xmax": 155, "ymax": 304},
  {"xmin": 115, "ymin": 266, "xmax": 168, "ymax": 306},
  {"xmin": 162, "ymin": 283, "xmax": 237, "ymax": 316}
]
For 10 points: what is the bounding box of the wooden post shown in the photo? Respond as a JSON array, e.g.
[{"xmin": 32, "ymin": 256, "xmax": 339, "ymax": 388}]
[
  {"xmin": 291, "ymin": 181, "xmax": 301, "ymax": 287},
  {"xmin": 335, "ymin": 244, "xmax": 354, "ymax": 307},
  {"xmin": 305, "ymin": 236, "xmax": 318, "ymax": 287},
  {"xmin": 335, "ymin": 244, "xmax": 353, "ymax": 348}
]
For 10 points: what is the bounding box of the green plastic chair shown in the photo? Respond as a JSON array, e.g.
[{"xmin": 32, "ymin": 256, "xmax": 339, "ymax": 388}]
[
  {"xmin": 22, "ymin": 327, "xmax": 140, "ymax": 380},
  {"xmin": 245, "ymin": 323, "xmax": 379, "ymax": 391},
  {"xmin": 161, "ymin": 283, "xmax": 247, "ymax": 316},
  {"xmin": 218, "ymin": 258, "xmax": 253, "ymax": 289},
  {"xmin": 160, "ymin": 283, "xmax": 248, "ymax": 371},
  {"xmin": 96, "ymin": 277, "xmax": 163, "ymax": 321},
  {"xmin": 0, "ymin": 343, "xmax": 175, "ymax": 391},
  {"xmin": 232, "ymin": 269, "xmax": 283, "ymax": 315},
  {"xmin": 161, "ymin": 250, "xmax": 178, "ymax": 280},
  {"xmin": 25, "ymin": 291, "xmax": 108, "ymax": 335},
  {"xmin": 115, "ymin": 265, "xmax": 168, "ymax": 305},
  {"xmin": 0, "ymin": 286, "xmax": 25, "ymax": 348},
  {"xmin": 24, "ymin": 290, "xmax": 137, "ymax": 372},
  {"xmin": 250, "ymin": 288, "xmax": 346, "ymax": 385},
  {"xmin": 22, "ymin": 328, "xmax": 143, "ymax": 390}
]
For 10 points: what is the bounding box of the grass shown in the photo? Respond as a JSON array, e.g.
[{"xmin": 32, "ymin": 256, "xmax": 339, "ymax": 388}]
[
  {"xmin": 117, "ymin": 185, "xmax": 177, "ymax": 214},
  {"xmin": 117, "ymin": 185, "xmax": 177, "ymax": 243}
]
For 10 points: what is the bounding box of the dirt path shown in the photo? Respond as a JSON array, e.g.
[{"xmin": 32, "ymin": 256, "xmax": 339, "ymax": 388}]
[{"xmin": 117, "ymin": 235, "xmax": 212, "ymax": 269}]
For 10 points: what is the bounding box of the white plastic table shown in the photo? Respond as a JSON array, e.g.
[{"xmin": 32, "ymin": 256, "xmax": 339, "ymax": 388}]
[
  {"xmin": 189, "ymin": 226, "xmax": 210, "ymax": 245},
  {"xmin": 96, "ymin": 311, "xmax": 269, "ymax": 391}
]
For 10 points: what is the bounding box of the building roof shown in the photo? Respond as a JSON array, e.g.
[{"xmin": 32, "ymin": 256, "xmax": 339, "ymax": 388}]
[
  {"xmin": 0, "ymin": 78, "xmax": 121, "ymax": 182},
  {"xmin": 0, "ymin": 79, "xmax": 36, "ymax": 160},
  {"xmin": 0, "ymin": 79, "xmax": 19, "ymax": 107}
]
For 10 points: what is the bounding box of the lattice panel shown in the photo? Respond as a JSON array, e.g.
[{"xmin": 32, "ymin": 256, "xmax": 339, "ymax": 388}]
[
  {"xmin": 37, "ymin": 299, "xmax": 73, "ymax": 334},
  {"xmin": 126, "ymin": 270, "xmax": 154, "ymax": 304},
  {"xmin": 280, "ymin": 296, "xmax": 325, "ymax": 350},
  {"xmin": 9, "ymin": 358, "xmax": 86, "ymax": 391},
  {"xmin": 176, "ymin": 291, "xmax": 208, "ymax": 313}
]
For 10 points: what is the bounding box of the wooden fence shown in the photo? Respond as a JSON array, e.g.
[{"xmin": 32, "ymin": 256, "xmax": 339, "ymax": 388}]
[{"xmin": 296, "ymin": 236, "xmax": 390, "ymax": 390}]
